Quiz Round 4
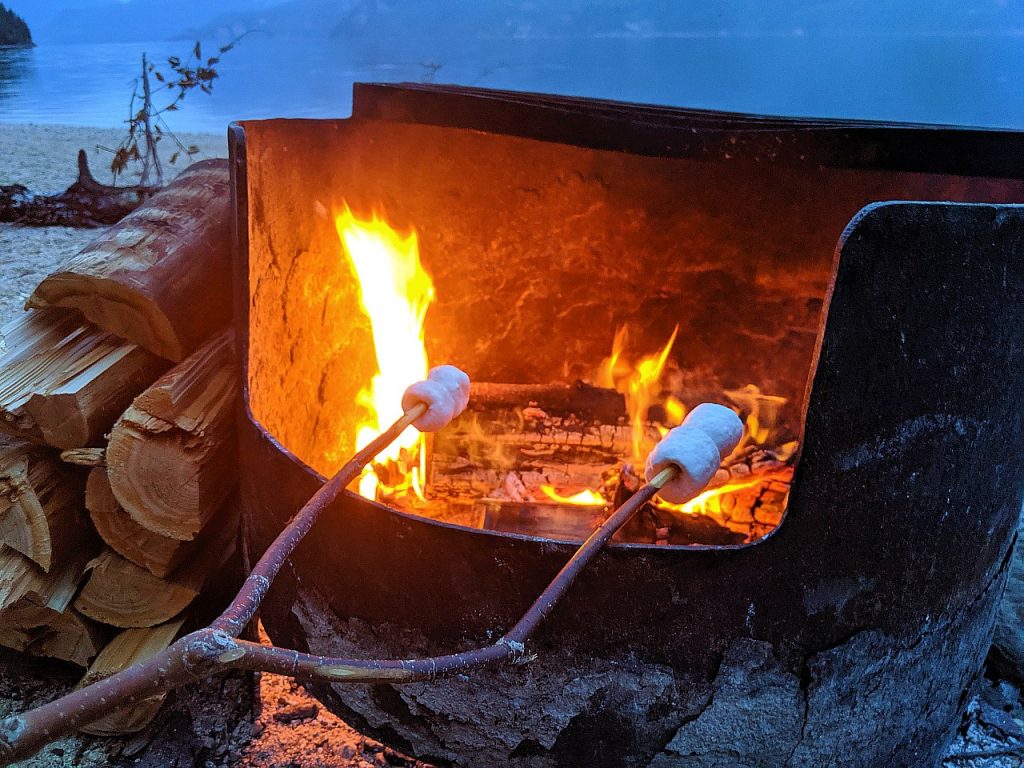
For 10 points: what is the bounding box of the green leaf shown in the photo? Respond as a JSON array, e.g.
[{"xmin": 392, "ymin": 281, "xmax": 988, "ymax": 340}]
[
  {"xmin": 169, "ymin": 151, "xmax": 179, "ymax": 164},
  {"xmin": 186, "ymin": 144, "xmax": 199, "ymax": 154}
]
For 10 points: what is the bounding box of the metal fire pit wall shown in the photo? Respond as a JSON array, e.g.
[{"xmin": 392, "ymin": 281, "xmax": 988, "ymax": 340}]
[{"xmin": 231, "ymin": 85, "xmax": 1024, "ymax": 767}]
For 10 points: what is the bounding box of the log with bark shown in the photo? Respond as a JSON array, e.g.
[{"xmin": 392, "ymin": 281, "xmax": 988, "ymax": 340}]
[
  {"xmin": 77, "ymin": 618, "xmax": 186, "ymax": 736},
  {"xmin": 0, "ymin": 308, "xmax": 169, "ymax": 449},
  {"xmin": 0, "ymin": 546, "xmax": 106, "ymax": 667},
  {"xmin": 0, "ymin": 436, "xmax": 87, "ymax": 571},
  {"xmin": 106, "ymin": 329, "xmax": 236, "ymax": 541},
  {"xmin": 0, "ymin": 150, "xmax": 155, "ymax": 228},
  {"xmin": 26, "ymin": 159, "xmax": 232, "ymax": 361}
]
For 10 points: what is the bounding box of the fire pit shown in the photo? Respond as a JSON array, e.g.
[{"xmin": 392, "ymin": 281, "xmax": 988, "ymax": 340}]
[{"xmin": 232, "ymin": 85, "xmax": 1024, "ymax": 766}]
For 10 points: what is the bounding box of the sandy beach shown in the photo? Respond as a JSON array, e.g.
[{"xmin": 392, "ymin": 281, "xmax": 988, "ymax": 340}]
[{"xmin": 0, "ymin": 122, "xmax": 226, "ymax": 322}]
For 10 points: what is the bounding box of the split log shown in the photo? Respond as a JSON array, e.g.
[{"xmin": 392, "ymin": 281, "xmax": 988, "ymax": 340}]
[
  {"xmin": 0, "ymin": 308, "xmax": 169, "ymax": 448},
  {"xmin": 0, "ymin": 436, "xmax": 87, "ymax": 571},
  {"xmin": 78, "ymin": 618, "xmax": 185, "ymax": 736},
  {"xmin": 86, "ymin": 467, "xmax": 193, "ymax": 578},
  {"xmin": 468, "ymin": 381, "xmax": 626, "ymax": 422},
  {"xmin": 74, "ymin": 502, "xmax": 237, "ymax": 627},
  {"xmin": 107, "ymin": 329, "xmax": 236, "ymax": 541},
  {"xmin": 26, "ymin": 159, "xmax": 232, "ymax": 361},
  {"xmin": 59, "ymin": 447, "xmax": 106, "ymax": 467},
  {"xmin": 0, "ymin": 150, "xmax": 155, "ymax": 227},
  {"xmin": 0, "ymin": 546, "xmax": 105, "ymax": 666}
]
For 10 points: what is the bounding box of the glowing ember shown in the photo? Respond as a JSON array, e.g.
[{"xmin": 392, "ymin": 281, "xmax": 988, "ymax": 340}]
[
  {"xmin": 539, "ymin": 485, "xmax": 608, "ymax": 506},
  {"xmin": 335, "ymin": 204, "xmax": 435, "ymax": 501}
]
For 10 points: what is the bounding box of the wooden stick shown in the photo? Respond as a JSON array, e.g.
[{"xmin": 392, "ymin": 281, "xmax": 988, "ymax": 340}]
[
  {"xmin": 0, "ymin": 406, "xmax": 676, "ymax": 764},
  {"xmin": 77, "ymin": 619, "xmax": 185, "ymax": 736}
]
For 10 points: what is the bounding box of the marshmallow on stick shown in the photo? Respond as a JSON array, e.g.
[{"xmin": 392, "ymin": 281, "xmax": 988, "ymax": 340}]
[
  {"xmin": 645, "ymin": 403, "xmax": 744, "ymax": 504},
  {"xmin": 401, "ymin": 365, "xmax": 471, "ymax": 432}
]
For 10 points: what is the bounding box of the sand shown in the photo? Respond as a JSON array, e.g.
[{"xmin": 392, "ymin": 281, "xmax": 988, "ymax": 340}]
[
  {"xmin": 0, "ymin": 122, "xmax": 227, "ymax": 322},
  {"xmin": 0, "ymin": 121, "xmax": 1021, "ymax": 768}
]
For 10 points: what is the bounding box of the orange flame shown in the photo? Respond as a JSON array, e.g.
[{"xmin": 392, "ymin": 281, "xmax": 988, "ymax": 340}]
[
  {"xmin": 598, "ymin": 324, "xmax": 679, "ymax": 460},
  {"xmin": 539, "ymin": 485, "xmax": 608, "ymax": 506},
  {"xmin": 335, "ymin": 204, "xmax": 434, "ymax": 501}
]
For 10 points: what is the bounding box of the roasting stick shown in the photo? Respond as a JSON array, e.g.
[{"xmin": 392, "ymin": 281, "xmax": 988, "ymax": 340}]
[{"xmin": 0, "ymin": 368, "xmax": 736, "ymax": 765}]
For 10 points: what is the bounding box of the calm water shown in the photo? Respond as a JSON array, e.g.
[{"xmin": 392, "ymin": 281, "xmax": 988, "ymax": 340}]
[{"xmin": 1, "ymin": 33, "xmax": 1023, "ymax": 135}]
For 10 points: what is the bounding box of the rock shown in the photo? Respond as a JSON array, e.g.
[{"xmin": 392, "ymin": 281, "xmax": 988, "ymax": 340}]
[
  {"xmin": 272, "ymin": 702, "xmax": 319, "ymax": 724},
  {"xmin": 993, "ymin": 514, "xmax": 1024, "ymax": 681}
]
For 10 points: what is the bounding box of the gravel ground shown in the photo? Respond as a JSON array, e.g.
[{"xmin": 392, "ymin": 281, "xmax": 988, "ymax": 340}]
[{"xmin": 0, "ymin": 121, "xmax": 1021, "ymax": 767}]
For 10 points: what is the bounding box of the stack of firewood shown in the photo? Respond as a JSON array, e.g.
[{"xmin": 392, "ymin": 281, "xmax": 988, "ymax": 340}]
[{"xmin": 0, "ymin": 159, "xmax": 235, "ymax": 735}]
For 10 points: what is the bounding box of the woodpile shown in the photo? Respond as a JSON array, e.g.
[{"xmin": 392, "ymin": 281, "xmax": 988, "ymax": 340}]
[{"xmin": 0, "ymin": 159, "xmax": 238, "ymax": 736}]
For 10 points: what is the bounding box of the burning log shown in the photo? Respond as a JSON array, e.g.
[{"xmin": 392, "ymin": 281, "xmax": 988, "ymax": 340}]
[
  {"xmin": 467, "ymin": 381, "xmax": 626, "ymax": 422},
  {"xmin": 26, "ymin": 160, "xmax": 231, "ymax": 362},
  {"xmin": 0, "ymin": 547, "xmax": 105, "ymax": 667},
  {"xmin": 0, "ymin": 436, "xmax": 87, "ymax": 571},
  {"xmin": 106, "ymin": 329, "xmax": 236, "ymax": 541},
  {"xmin": 77, "ymin": 618, "xmax": 185, "ymax": 736},
  {"xmin": 86, "ymin": 467, "xmax": 199, "ymax": 578},
  {"xmin": 0, "ymin": 309, "xmax": 170, "ymax": 449}
]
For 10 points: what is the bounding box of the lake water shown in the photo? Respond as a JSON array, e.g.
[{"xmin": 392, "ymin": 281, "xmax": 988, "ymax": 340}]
[{"xmin": 1, "ymin": 33, "xmax": 1023, "ymax": 135}]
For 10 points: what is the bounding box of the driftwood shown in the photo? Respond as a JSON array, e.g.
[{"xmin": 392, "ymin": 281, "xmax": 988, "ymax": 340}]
[
  {"xmin": 26, "ymin": 159, "xmax": 232, "ymax": 361},
  {"xmin": 0, "ymin": 150, "xmax": 154, "ymax": 227},
  {"xmin": 106, "ymin": 329, "xmax": 236, "ymax": 541},
  {"xmin": 0, "ymin": 308, "xmax": 169, "ymax": 449},
  {"xmin": 0, "ymin": 436, "xmax": 87, "ymax": 571}
]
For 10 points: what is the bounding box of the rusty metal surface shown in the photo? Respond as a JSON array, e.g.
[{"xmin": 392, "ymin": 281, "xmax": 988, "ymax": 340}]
[{"xmin": 232, "ymin": 87, "xmax": 1024, "ymax": 766}]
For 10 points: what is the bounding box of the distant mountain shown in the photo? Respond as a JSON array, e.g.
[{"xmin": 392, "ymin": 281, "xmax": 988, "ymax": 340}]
[
  {"xmin": 20, "ymin": 0, "xmax": 1024, "ymax": 44},
  {"xmin": 33, "ymin": 0, "xmax": 272, "ymax": 44},
  {"xmin": 174, "ymin": 0, "xmax": 361, "ymax": 41},
  {"xmin": 0, "ymin": 3, "xmax": 33, "ymax": 46},
  {"xmin": 327, "ymin": 0, "xmax": 1024, "ymax": 40}
]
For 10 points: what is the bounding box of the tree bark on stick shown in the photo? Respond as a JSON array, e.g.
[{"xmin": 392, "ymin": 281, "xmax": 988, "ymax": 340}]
[
  {"xmin": 77, "ymin": 618, "xmax": 185, "ymax": 736},
  {"xmin": 106, "ymin": 329, "xmax": 236, "ymax": 541},
  {"xmin": 26, "ymin": 159, "xmax": 231, "ymax": 361}
]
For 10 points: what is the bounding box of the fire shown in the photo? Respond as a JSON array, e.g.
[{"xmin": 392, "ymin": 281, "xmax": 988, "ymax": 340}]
[
  {"xmin": 598, "ymin": 324, "xmax": 680, "ymax": 460},
  {"xmin": 335, "ymin": 204, "xmax": 434, "ymax": 501},
  {"xmin": 539, "ymin": 485, "xmax": 608, "ymax": 506}
]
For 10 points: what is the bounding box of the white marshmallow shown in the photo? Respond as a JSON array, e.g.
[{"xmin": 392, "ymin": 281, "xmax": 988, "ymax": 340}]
[
  {"xmin": 645, "ymin": 424, "xmax": 721, "ymax": 504},
  {"xmin": 401, "ymin": 365, "xmax": 471, "ymax": 432},
  {"xmin": 645, "ymin": 404, "xmax": 743, "ymax": 504},
  {"xmin": 682, "ymin": 403, "xmax": 744, "ymax": 458}
]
